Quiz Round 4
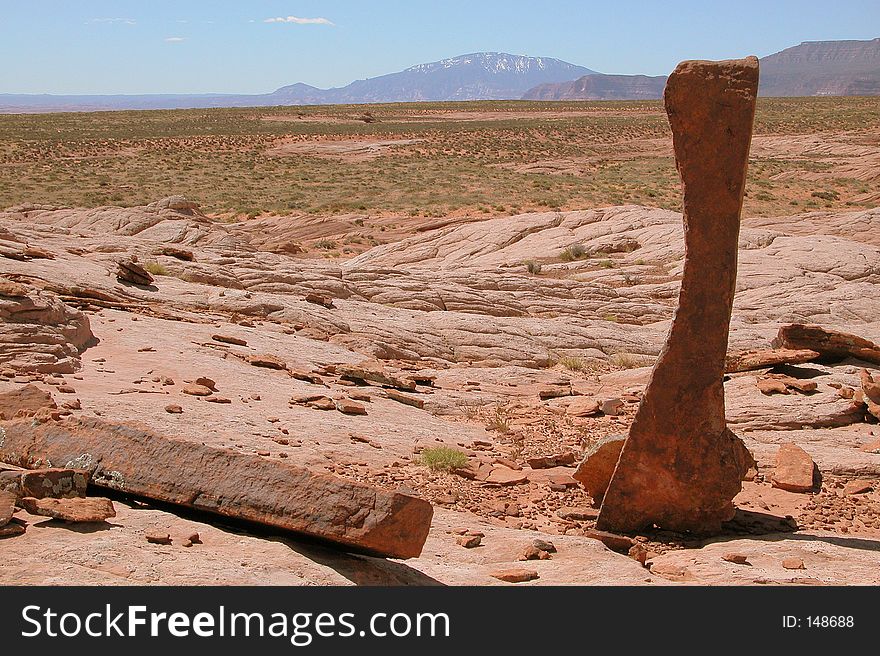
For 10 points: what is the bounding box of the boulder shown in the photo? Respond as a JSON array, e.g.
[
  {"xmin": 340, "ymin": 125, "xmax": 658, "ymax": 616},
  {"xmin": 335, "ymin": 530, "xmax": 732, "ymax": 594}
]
[
  {"xmin": 860, "ymin": 368, "xmax": 880, "ymax": 420},
  {"xmin": 0, "ymin": 490, "xmax": 15, "ymax": 527},
  {"xmin": 566, "ymin": 397, "xmax": 601, "ymax": 417},
  {"xmin": 19, "ymin": 468, "xmax": 88, "ymax": 499},
  {"xmin": 0, "ymin": 384, "xmax": 56, "ymax": 420},
  {"xmin": 573, "ymin": 435, "xmax": 626, "ymax": 504},
  {"xmin": 770, "ymin": 443, "xmax": 817, "ymax": 493}
]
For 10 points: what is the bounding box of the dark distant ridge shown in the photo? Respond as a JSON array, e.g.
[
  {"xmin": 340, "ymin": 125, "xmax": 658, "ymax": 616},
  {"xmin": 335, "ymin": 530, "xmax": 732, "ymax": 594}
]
[
  {"xmin": 758, "ymin": 38, "xmax": 880, "ymax": 96},
  {"xmin": 521, "ymin": 38, "xmax": 880, "ymax": 101}
]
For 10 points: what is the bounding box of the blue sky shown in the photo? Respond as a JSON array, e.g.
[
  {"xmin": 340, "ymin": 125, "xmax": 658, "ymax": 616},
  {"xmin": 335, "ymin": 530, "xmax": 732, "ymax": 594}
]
[{"xmin": 2, "ymin": 0, "xmax": 878, "ymax": 94}]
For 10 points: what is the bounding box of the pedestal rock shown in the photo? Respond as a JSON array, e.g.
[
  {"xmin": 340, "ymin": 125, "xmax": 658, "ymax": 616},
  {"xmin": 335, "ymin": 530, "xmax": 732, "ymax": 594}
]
[{"xmin": 596, "ymin": 57, "xmax": 758, "ymax": 534}]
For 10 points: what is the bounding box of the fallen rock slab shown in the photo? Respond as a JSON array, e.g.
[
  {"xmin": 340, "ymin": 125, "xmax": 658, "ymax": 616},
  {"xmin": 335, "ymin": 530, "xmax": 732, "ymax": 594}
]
[
  {"xmin": 725, "ymin": 348, "xmax": 820, "ymax": 373},
  {"xmin": 305, "ymin": 293, "xmax": 335, "ymax": 309},
  {"xmin": 0, "ymin": 517, "xmax": 25, "ymax": 538},
  {"xmin": 771, "ymin": 443, "xmax": 817, "ymax": 493},
  {"xmin": 0, "ymin": 417, "xmax": 432, "ymax": 558},
  {"xmin": 160, "ymin": 246, "xmax": 193, "ymax": 261},
  {"xmin": 335, "ymin": 399, "xmax": 367, "ymax": 415},
  {"xmin": 486, "ymin": 466, "xmax": 528, "ymax": 486},
  {"xmin": 489, "ymin": 568, "xmax": 539, "ymax": 583},
  {"xmin": 146, "ymin": 532, "xmax": 172, "ymax": 545},
  {"xmin": 212, "ymin": 334, "xmax": 247, "ymax": 346},
  {"xmin": 245, "ymin": 354, "xmax": 287, "ymax": 370},
  {"xmin": 527, "ymin": 452, "xmax": 576, "ymax": 469},
  {"xmin": 843, "ymin": 479, "xmax": 873, "ymax": 495},
  {"xmin": 19, "ymin": 496, "xmax": 116, "ymax": 523},
  {"xmin": 583, "ymin": 529, "xmax": 634, "ymax": 553},
  {"xmin": 181, "ymin": 384, "xmax": 213, "ymax": 397},
  {"xmin": 337, "ymin": 363, "xmax": 416, "ymax": 391},
  {"xmin": 757, "ymin": 377, "xmax": 789, "ymax": 395},
  {"xmin": 116, "ymin": 259, "xmax": 154, "ymax": 286},
  {"xmin": 773, "ymin": 324, "xmax": 880, "ymax": 365},
  {"xmin": 385, "ymin": 389, "xmax": 425, "ymax": 409}
]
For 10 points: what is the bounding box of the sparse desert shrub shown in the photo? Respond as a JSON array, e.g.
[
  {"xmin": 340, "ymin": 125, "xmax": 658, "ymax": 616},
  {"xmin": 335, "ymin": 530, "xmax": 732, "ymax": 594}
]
[
  {"xmin": 560, "ymin": 243, "xmax": 586, "ymax": 262},
  {"xmin": 143, "ymin": 261, "xmax": 168, "ymax": 276},
  {"xmin": 315, "ymin": 239, "xmax": 337, "ymax": 250},
  {"xmin": 418, "ymin": 446, "xmax": 469, "ymax": 472},
  {"xmin": 811, "ymin": 190, "xmax": 839, "ymax": 202},
  {"xmin": 597, "ymin": 259, "xmax": 614, "ymax": 269},
  {"xmin": 623, "ymin": 273, "xmax": 641, "ymax": 286},
  {"xmin": 610, "ymin": 352, "xmax": 643, "ymax": 369},
  {"xmin": 456, "ymin": 397, "xmax": 483, "ymax": 419},
  {"xmin": 524, "ymin": 259, "xmax": 542, "ymax": 274},
  {"xmin": 485, "ymin": 405, "xmax": 511, "ymax": 433},
  {"xmin": 558, "ymin": 355, "xmax": 585, "ymax": 372}
]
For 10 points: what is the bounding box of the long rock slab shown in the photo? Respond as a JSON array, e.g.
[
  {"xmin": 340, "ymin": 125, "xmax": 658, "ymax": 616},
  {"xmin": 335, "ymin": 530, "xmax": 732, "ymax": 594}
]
[
  {"xmin": 773, "ymin": 324, "xmax": 880, "ymax": 365},
  {"xmin": 597, "ymin": 57, "xmax": 759, "ymax": 534},
  {"xmin": 0, "ymin": 417, "xmax": 432, "ymax": 559}
]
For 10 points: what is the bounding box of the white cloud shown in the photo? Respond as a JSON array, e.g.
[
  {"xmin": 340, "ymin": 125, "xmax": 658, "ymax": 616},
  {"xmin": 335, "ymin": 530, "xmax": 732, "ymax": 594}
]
[
  {"xmin": 264, "ymin": 16, "xmax": 334, "ymax": 26},
  {"xmin": 164, "ymin": 37, "xmax": 185, "ymax": 43},
  {"xmin": 88, "ymin": 18, "xmax": 136, "ymax": 25}
]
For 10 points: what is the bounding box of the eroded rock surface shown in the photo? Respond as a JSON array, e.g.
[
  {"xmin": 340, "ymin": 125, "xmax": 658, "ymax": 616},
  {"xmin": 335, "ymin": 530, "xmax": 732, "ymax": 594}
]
[{"xmin": 1, "ymin": 127, "xmax": 880, "ymax": 584}]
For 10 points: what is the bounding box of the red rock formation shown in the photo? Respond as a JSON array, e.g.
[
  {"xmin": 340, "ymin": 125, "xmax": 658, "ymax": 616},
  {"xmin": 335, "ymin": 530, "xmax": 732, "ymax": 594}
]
[{"xmin": 597, "ymin": 58, "xmax": 759, "ymax": 534}]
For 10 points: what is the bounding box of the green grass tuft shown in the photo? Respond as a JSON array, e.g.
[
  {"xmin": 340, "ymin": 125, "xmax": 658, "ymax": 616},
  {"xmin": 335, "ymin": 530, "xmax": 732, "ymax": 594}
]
[{"xmin": 418, "ymin": 446, "xmax": 469, "ymax": 472}]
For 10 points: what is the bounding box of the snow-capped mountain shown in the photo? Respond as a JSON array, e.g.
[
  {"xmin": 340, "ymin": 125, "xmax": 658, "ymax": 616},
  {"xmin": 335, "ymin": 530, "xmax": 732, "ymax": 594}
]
[{"xmin": 274, "ymin": 52, "xmax": 598, "ymax": 104}]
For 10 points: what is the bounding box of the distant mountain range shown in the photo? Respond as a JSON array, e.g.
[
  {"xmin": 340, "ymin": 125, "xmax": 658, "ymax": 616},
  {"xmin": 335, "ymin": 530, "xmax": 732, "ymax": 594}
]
[
  {"xmin": 523, "ymin": 38, "xmax": 880, "ymax": 101},
  {"xmin": 2, "ymin": 39, "xmax": 878, "ymax": 113},
  {"xmin": 273, "ymin": 53, "xmax": 597, "ymax": 104},
  {"xmin": 759, "ymin": 38, "xmax": 880, "ymax": 96}
]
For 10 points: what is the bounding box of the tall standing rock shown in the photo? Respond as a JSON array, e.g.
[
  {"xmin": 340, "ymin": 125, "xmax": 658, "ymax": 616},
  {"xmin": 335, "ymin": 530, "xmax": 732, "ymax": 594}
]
[{"xmin": 596, "ymin": 57, "xmax": 759, "ymax": 534}]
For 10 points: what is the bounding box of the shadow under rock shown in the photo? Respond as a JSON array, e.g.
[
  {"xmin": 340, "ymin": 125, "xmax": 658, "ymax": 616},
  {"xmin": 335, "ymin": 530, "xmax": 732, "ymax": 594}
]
[
  {"xmin": 31, "ymin": 518, "xmax": 121, "ymax": 533},
  {"xmin": 277, "ymin": 537, "xmax": 445, "ymax": 586},
  {"xmin": 743, "ymin": 530, "xmax": 880, "ymax": 553},
  {"xmin": 116, "ymin": 280, "xmax": 159, "ymax": 293},
  {"xmin": 711, "ymin": 509, "xmax": 880, "ymax": 552},
  {"xmin": 99, "ymin": 489, "xmax": 444, "ymax": 586},
  {"xmin": 769, "ymin": 364, "xmax": 831, "ymax": 379}
]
